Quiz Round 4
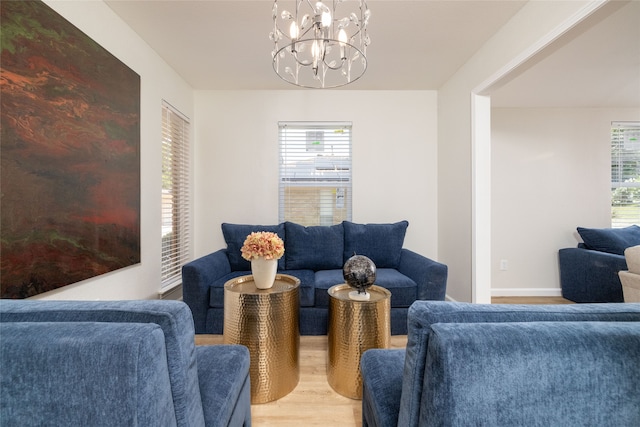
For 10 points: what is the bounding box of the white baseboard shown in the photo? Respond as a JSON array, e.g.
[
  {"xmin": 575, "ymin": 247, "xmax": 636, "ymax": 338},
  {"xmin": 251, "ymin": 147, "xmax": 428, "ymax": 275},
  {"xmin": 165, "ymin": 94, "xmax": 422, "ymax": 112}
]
[{"xmin": 491, "ymin": 288, "xmax": 562, "ymax": 297}]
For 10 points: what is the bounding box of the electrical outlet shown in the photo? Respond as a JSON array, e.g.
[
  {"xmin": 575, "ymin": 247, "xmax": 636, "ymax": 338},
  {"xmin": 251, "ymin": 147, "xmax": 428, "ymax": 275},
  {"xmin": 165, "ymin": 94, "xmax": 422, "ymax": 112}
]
[{"xmin": 500, "ymin": 259, "xmax": 508, "ymax": 271}]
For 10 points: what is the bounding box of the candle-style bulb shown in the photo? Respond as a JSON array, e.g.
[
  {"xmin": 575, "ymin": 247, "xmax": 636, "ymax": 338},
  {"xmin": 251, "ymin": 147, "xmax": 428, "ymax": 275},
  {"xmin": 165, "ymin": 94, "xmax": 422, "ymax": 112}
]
[{"xmin": 338, "ymin": 28, "xmax": 347, "ymax": 59}]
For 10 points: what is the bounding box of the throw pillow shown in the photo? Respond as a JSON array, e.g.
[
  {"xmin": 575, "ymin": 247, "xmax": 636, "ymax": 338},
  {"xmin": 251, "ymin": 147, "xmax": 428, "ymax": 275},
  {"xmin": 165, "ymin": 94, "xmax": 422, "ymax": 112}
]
[
  {"xmin": 284, "ymin": 222, "xmax": 344, "ymax": 271},
  {"xmin": 343, "ymin": 220, "xmax": 409, "ymax": 268},
  {"xmin": 577, "ymin": 225, "xmax": 640, "ymax": 255},
  {"xmin": 221, "ymin": 223, "xmax": 286, "ymax": 271}
]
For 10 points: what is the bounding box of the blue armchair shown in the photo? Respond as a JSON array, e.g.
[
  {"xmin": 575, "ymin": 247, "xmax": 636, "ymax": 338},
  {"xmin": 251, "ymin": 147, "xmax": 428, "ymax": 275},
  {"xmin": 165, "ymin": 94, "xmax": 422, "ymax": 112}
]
[
  {"xmin": 559, "ymin": 226, "xmax": 640, "ymax": 302},
  {"xmin": 0, "ymin": 300, "xmax": 251, "ymax": 427},
  {"xmin": 361, "ymin": 301, "xmax": 640, "ymax": 427}
]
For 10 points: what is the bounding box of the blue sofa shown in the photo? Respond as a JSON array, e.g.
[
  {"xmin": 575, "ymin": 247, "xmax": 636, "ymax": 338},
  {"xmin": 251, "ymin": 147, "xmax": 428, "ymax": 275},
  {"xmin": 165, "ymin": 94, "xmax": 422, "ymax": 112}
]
[
  {"xmin": 559, "ymin": 225, "xmax": 640, "ymax": 302},
  {"xmin": 361, "ymin": 301, "xmax": 640, "ymax": 427},
  {"xmin": 0, "ymin": 300, "xmax": 252, "ymax": 427},
  {"xmin": 183, "ymin": 221, "xmax": 448, "ymax": 335}
]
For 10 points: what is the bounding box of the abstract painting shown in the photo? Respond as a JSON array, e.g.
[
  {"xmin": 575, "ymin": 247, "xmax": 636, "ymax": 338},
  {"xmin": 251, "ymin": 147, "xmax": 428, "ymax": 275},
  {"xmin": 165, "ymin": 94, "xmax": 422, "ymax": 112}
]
[{"xmin": 1, "ymin": 1, "xmax": 141, "ymax": 298}]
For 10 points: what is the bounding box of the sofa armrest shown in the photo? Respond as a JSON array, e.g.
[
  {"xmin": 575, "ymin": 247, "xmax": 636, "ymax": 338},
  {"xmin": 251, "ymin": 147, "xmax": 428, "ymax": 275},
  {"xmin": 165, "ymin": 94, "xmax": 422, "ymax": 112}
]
[
  {"xmin": 558, "ymin": 247, "xmax": 626, "ymax": 302},
  {"xmin": 397, "ymin": 249, "xmax": 447, "ymax": 300},
  {"xmin": 182, "ymin": 249, "xmax": 232, "ymax": 333},
  {"xmin": 196, "ymin": 344, "xmax": 251, "ymax": 427}
]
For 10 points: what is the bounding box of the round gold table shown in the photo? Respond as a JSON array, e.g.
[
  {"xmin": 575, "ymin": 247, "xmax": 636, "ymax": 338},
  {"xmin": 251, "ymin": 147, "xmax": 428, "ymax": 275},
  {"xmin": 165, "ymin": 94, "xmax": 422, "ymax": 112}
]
[
  {"xmin": 223, "ymin": 274, "xmax": 300, "ymax": 404},
  {"xmin": 327, "ymin": 284, "xmax": 391, "ymax": 399}
]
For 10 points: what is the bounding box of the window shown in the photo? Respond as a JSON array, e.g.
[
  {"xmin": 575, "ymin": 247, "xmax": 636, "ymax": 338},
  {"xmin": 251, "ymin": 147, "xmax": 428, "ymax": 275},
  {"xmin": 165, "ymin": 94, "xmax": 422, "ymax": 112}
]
[
  {"xmin": 611, "ymin": 122, "xmax": 640, "ymax": 228},
  {"xmin": 279, "ymin": 122, "xmax": 352, "ymax": 226},
  {"xmin": 161, "ymin": 101, "xmax": 190, "ymax": 288}
]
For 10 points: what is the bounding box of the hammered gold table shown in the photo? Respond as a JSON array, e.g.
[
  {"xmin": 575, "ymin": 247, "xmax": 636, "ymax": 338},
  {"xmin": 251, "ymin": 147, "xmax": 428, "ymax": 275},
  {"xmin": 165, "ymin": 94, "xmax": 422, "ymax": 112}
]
[
  {"xmin": 223, "ymin": 274, "xmax": 300, "ymax": 404},
  {"xmin": 327, "ymin": 284, "xmax": 391, "ymax": 399}
]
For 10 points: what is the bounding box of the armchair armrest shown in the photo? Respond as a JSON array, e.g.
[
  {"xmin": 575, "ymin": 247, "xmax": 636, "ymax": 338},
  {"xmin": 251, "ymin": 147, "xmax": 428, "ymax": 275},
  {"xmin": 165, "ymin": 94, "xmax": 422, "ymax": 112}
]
[
  {"xmin": 558, "ymin": 247, "xmax": 626, "ymax": 302},
  {"xmin": 182, "ymin": 249, "xmax": 231, "ymax": 333},
  {"xmin": 196, "ymin": 344, "xmax": 251, "ymax": 427},
  {"xmin": 398, "ymin": 249, "xmax": 447, "ymax": 301}
]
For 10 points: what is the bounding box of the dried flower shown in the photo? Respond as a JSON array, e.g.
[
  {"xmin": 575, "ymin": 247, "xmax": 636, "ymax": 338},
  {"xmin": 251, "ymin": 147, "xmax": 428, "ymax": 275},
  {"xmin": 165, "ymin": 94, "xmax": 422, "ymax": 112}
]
[{"xmin": 241, "ymin": 231, "xmax": 285, "ymax": 261}]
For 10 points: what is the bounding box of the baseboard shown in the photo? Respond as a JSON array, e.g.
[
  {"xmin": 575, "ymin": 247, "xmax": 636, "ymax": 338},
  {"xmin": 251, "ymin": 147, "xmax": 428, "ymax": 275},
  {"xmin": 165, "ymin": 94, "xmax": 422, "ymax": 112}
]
[{"xmin": 491, "ymin": 288, "xmax": 562, "ymax": 297}]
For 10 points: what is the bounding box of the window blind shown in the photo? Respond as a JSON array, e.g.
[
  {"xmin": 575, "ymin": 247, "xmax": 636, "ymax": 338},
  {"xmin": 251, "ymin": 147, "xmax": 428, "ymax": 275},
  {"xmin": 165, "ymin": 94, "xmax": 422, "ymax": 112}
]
[
  {"xmin": 279, "ymin": 122, "xmax": 352, "ymax": 226},
  {"xmin": 611, "ymin": 121, "xmax": 640, "ymax": 228},
  {"xmin": 161, "ymin": 101, "xmax": 190, "ymax": 288}
]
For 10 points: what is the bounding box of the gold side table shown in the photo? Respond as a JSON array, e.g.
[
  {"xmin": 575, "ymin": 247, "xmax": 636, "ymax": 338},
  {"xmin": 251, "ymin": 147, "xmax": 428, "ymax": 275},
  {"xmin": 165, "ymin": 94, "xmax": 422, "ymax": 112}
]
[
  {"xmin": 327, "ymin": 284, "xmax": 391, "ymax": 400},
  {"xmin": 223, "ymin": 274, "xmax": 300, "ymax": 404}
]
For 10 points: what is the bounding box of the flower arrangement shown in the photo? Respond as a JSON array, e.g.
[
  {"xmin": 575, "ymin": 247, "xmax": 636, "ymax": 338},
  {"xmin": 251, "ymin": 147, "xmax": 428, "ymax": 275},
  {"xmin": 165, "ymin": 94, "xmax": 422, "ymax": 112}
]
[{"xmin": 241, "ymin": 231, "xmax": 285, "ymax": 261}]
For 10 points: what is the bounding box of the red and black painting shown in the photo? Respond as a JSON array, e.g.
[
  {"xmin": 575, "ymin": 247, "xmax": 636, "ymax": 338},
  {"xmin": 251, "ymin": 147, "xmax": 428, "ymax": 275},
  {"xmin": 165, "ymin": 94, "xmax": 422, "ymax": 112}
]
[{"xmin": 1, "ymin": 1, "xmax": 141, "ymax": 298}]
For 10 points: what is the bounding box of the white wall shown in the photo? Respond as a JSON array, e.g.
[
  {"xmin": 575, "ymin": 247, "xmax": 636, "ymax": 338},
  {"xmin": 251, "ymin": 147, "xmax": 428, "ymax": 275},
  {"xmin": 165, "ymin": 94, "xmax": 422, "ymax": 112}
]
[
  {"xmin": 491, "ymin": 107, "xmax": 640, "ymax": 296},
  {"xmin": 31, "ymin": 1, "xmax": 194, "ymax": 300},
  {"xmin": 193, "ymin": 90, "xmax": 439, "ymax": 261},
  {"xmin": 438, "ymin": 0, "xmax": 600, "ymax": 302}
]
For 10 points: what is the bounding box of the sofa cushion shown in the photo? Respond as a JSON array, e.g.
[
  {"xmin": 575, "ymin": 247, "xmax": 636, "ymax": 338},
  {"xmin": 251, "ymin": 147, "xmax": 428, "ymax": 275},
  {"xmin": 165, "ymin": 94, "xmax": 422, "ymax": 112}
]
[
  {"xmin": 280, "ymin": 269, "xmax": 316, "ymax": 307},
  {"xmin": 343, "ymin": 220, "xmax": 408, "ymax": 268},
  {"xmin": 210, "ymin": 271, "xmax": 252, "ymax": 308},
  {"xmin": 313, "ymin": 268, "xmax": 417, "ymax": 308},
  {"xmin": 211, "ymin": 270, "xmax": 315, "ymax": 308},
  {"xmin": 221, "ymin": 223, "xmax": 286, "ymax": 270},
  {"xmin": 625, "ymin": 245, "xmax": 640, "ymax": 274},
  {"xmin": 284, "ymin": 222, "xmax": 344, "ymax": 271},
  {"xmin": 577, "ymin": 225, "xmax": 640, "ymax": 255}
]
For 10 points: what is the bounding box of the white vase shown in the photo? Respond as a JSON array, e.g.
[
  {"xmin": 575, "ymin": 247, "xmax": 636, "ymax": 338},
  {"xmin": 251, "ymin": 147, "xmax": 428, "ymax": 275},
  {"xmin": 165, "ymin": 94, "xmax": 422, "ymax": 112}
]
[{"xmin": 251, "ymin": 257, "xmax": 278, "ymax": 289}]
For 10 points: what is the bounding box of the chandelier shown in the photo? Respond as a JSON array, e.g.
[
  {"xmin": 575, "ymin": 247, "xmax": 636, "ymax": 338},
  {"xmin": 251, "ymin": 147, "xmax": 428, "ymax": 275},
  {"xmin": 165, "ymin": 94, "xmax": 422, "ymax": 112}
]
[{"xmin": 270, "ymin": 0, "xmax": 371, "ymax": 89}]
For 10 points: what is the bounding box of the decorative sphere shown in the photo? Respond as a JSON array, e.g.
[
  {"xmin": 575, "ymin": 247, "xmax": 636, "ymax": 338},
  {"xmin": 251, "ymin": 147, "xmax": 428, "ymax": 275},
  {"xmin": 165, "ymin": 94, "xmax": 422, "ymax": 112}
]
[{"xmin": 343, "ymin": 254, "xmax": 376, "ymax": 294}]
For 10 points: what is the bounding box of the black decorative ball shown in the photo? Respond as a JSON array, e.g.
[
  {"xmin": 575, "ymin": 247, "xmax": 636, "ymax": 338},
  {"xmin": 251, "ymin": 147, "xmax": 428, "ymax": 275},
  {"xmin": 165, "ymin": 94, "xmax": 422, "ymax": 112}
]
[{"xmin": 343, "ymin": 254, "xmax": 376, "ymax": 294}]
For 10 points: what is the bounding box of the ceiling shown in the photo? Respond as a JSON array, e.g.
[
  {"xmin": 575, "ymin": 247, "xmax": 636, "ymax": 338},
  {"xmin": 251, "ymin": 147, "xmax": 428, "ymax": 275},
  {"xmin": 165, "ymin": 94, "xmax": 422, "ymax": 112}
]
[{"xmin": 105, "ymin": 0, "xmax": 640, "ymax": 107}]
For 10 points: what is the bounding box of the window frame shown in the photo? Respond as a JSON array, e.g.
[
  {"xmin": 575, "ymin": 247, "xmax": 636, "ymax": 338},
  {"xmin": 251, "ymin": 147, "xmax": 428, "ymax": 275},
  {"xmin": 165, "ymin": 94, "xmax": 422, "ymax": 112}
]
[
  {"xmin": 161, "ymin": 101, "xmax": 191, "ymax": 289},
  {"xmin": 278, "ymin": 121, "xmax": 353, "ymax": 226},
  {"xmin": 611, "ymin": 121, "xmax": 640, "ymax": 228}
]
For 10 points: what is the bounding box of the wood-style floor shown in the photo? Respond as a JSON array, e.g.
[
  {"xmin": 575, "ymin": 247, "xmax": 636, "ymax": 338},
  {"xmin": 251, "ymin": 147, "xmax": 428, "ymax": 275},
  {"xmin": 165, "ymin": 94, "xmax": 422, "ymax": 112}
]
[{"xmin": 194, "ymin": 296, "xmax": 573, "ymax": 427}]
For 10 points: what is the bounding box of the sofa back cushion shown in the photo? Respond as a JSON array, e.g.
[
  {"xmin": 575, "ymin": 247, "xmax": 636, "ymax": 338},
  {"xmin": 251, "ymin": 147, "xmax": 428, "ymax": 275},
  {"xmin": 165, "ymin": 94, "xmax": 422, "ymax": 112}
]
[
  {"xmin": 221, "ymin": 223, "xmax": 286, "ymax": 271},
  {"xmin": 284, "ymin": 222, "xmax": 344, "ymax": 270},
  {"xmin": 343, "ymin": 220, "xmax": 408, "ymax": 268},
  {"xmin": 577, "ymin": 225, "xmax": 640, "ymax": 255},
  {"xmin": 0, "ymin": 300, "xmax": 204, "ymax": 427},
  {"xmin": 422, "ymin": 321, "xmax": 640, "ymax": 426},
  {"xmin": 1, "ymin": 321, "xmax": 177, "ymax": 426},
  {"xmin": 399, "ymin": 301, "xmax": 640, "ymax": 427}
]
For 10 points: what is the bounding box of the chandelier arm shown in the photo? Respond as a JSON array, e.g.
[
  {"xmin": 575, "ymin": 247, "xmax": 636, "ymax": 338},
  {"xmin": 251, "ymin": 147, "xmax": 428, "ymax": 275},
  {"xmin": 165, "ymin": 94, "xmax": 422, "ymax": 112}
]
[
  {"xmin": 323, "ymin": 58, "xmax": 346, "ymax": 71},
  {"xmin": 291, "ymin": 50, "xmax": 313, "ymax": 67}
]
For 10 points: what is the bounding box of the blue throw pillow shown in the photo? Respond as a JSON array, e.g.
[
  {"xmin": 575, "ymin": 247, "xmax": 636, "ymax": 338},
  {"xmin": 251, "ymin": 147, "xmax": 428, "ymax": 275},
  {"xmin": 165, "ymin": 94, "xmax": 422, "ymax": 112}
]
[
  {"xmin": 284, "ymin": 222, "xmax": 344, "ymax": 271},
  {"xmin": 343, "ymin": 220, "xmax": 409, "ymax": 268},
  {"xmin": 221, "ymin": 223, "xmax": 286, "ymax": 271},
  {"xmin": 577, "ymin": 225, "xmax": 640, "ymax": 255}
]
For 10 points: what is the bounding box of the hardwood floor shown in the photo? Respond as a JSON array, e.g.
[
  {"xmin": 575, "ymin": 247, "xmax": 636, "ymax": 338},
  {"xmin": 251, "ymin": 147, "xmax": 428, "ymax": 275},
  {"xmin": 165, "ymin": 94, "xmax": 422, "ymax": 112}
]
[{"xmin": 195, "ymin": 296, "xmax": 572, "ymax": 426}]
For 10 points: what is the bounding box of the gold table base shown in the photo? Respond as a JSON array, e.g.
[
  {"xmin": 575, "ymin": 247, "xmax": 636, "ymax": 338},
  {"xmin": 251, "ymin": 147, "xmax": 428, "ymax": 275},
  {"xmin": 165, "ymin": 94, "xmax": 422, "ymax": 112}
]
[
  {"xmin": 327, "ymin": 284, "xmax": 391, "ymax": 400},
  {"xmin": 224, "ymin": 274, "xmax": 300, "ymax": 404}
]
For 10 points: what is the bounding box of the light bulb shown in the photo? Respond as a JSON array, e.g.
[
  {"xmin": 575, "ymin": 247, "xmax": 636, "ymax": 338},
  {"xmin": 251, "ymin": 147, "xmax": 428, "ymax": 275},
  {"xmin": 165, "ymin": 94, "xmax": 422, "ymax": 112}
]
[
  {"xmin": 338, "ymin": 29, "xmax": 347, "ymax": 45},
  {"xmin": 290, "ymin": 22, "xmax": 299, "ymax": 40},
  {"xmin": 290, "ymin": 22, "xmax": 299, "ymax": 53},
  {"xmin": 321, "ymin": 11, "xmax": 332, "ymax": 27},
  {"xmin": 338, "ymin": 28, "xmax": 347, "ymax": 59}
]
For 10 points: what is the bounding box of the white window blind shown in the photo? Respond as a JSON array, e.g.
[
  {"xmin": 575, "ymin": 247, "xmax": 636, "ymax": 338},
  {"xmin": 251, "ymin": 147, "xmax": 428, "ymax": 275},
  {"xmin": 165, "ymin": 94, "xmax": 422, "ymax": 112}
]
[
  {"xmin": 279, "ymin": 122, "xmax": 352, "ymax": 226},
  {"xmin": 161, "ymin": 101, "xmax": 190, "ymax": 288},
  {"xmin": 611, "ymin": 121, "xmax": 640, "ymax": 228}
]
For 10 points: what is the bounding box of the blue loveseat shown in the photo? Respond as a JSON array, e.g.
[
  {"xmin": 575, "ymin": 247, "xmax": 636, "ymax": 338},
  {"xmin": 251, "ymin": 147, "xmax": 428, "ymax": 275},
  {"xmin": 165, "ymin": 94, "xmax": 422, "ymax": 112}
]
[
  {"xmin": 559, "ymin": 225, "xmax": 640, "ymax": 302},
  {"xmin": 0, "ymin": 300, "xmax": 251, "ymax": 427},
  {"xmin": 183, "ymin": 221, "xmax": 448, "ymax": 335},
  {"xmin": 361, "ymin": 301, "xmax": 640, "ymax": 427}
]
